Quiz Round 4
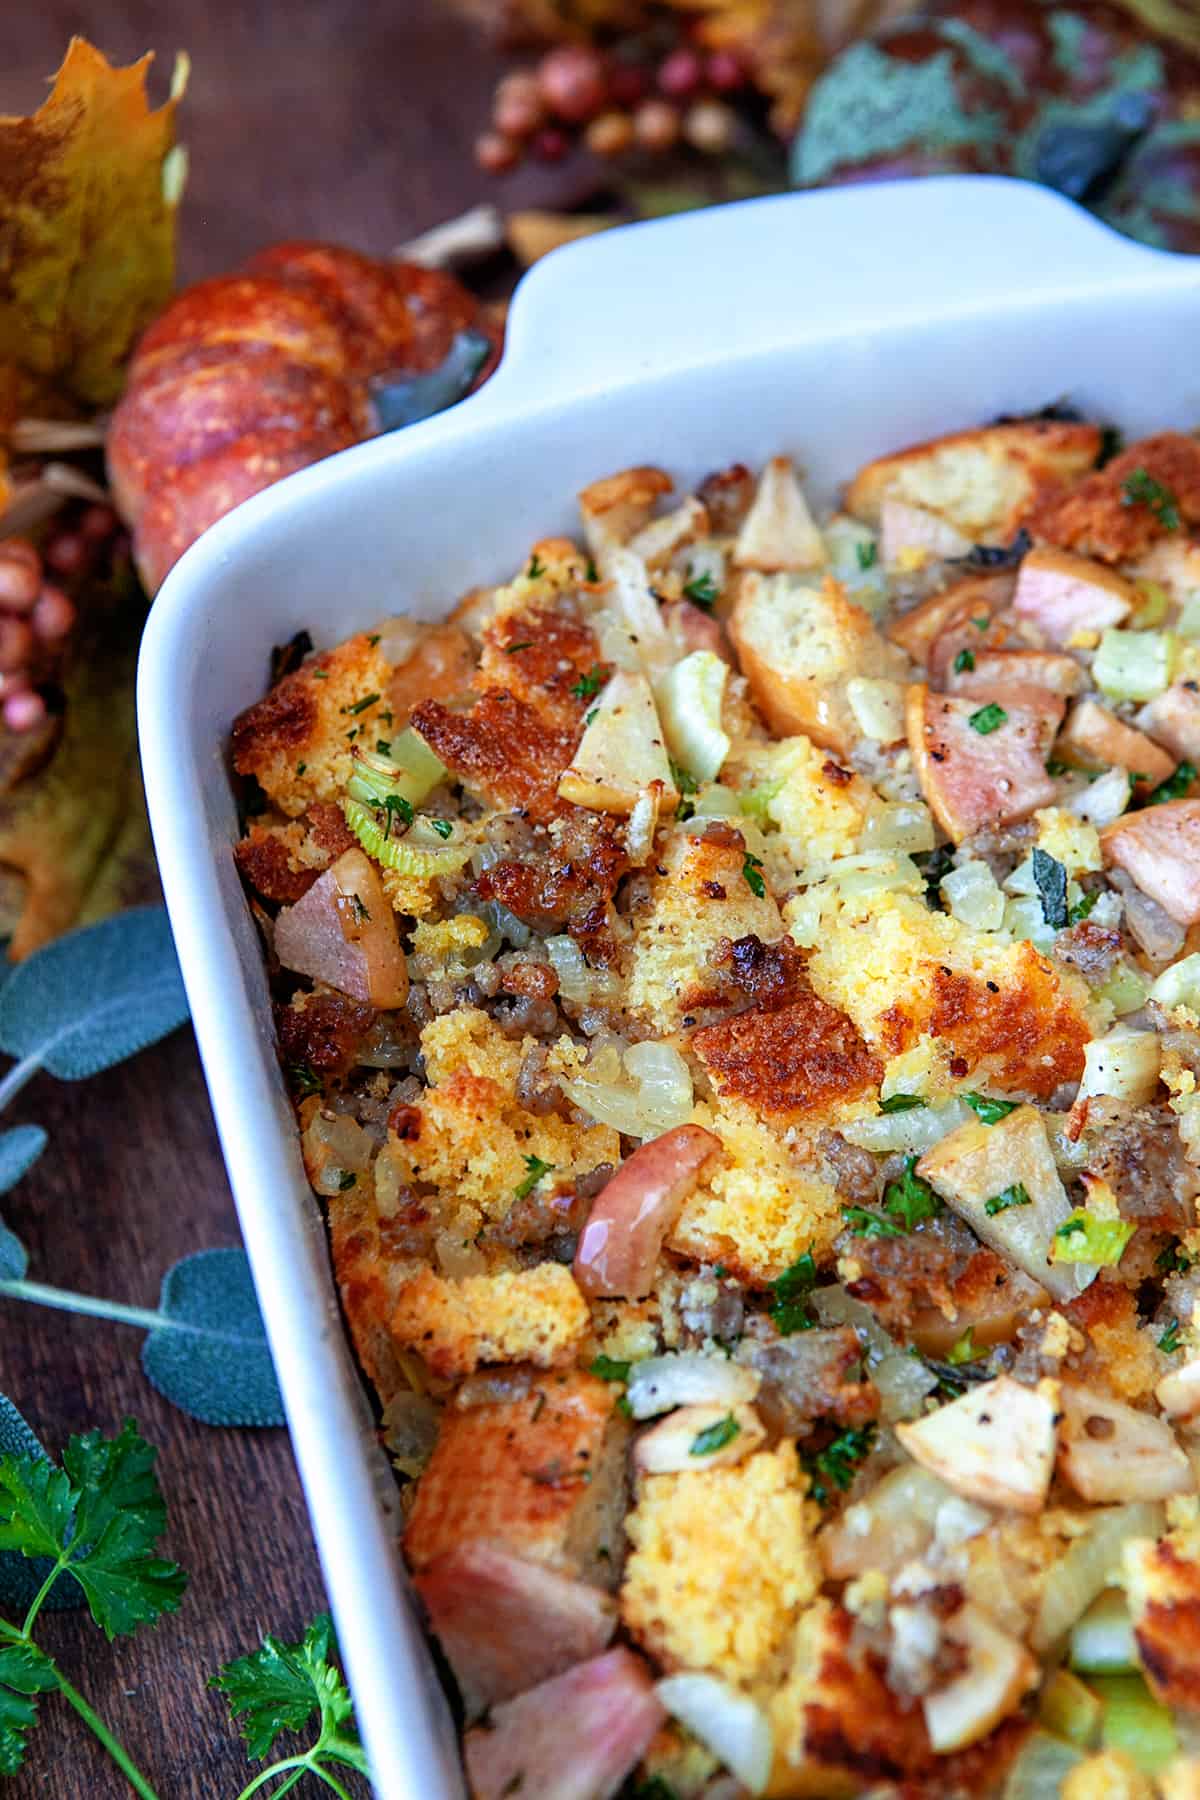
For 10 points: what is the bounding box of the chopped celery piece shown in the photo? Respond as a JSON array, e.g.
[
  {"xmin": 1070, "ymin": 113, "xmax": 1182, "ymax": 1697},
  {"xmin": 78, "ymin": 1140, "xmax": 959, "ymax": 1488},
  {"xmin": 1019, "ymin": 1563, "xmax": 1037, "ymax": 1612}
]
[
  {"xmin": 1093, "ymin": 628, "xmax": 1176, "ymax": 703},
  {"xmin": 692, "ymin": 783, "xmax": 741, "ymax": 818},
  {"xmin": 346, "ymin": 727, "xmax": 447, "ymax": 808},
  {"xmin": 1001, "ymin": 1731, "xmax": 1083, "ymax": 1799},
  {"xmin": 739, "ymin": 777, "xmax": 785, "ymax": 821},
  {"xmin": 655, "ymin": 650, "xmax": 730, "ymax": 782},
  {"xmin": 342, "ymin": 798, "xmax": 472, "ymax": 877},
  {"xmin": 1053, "ymin": 1210, "xmax": 1135, "ymax": 1267},
  {"xmin": 1131, "ymin": 579, "xmax": 1169, "ymax": 628},
  {"xmin": 1070, "ymin": 1589, "xmax": 1138, "ymax": 1674},
  {"xmin": 1098, "ymin": 961, "xmax": 1151, "ymax": 1016},
  {"xmin": 1178, "ymin": 592, "xmax": 1200, "ymax": 638},
  {"xmin": 861, "ymin": 800, "xmax": 935, "ymax": 855},
  {"xmin": 1150, "ymin": 951, "xmax": 1200, "ymax": 1013},
  {"xmin": 1090, "ymin": 1673, "xmax": 1178, "ymax": 1774},
  {"xmin": 1039, "ymin": 1667, "xmax": 1103, "ymax": 1749}
]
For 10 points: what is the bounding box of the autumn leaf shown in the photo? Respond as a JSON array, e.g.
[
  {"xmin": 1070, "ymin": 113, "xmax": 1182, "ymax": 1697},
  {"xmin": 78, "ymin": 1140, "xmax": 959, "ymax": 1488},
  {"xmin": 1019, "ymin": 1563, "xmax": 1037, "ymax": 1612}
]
[{"xmin": 0, "ymin": 38, "xmax": 188, "ymax": 414}]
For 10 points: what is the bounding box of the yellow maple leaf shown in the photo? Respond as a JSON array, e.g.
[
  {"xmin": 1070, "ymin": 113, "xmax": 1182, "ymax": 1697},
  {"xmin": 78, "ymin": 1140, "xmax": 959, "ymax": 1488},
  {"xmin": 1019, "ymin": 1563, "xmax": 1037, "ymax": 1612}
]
[{"xmin": 0, "ymin": 37, "xmax": 188, "ymax": 412}]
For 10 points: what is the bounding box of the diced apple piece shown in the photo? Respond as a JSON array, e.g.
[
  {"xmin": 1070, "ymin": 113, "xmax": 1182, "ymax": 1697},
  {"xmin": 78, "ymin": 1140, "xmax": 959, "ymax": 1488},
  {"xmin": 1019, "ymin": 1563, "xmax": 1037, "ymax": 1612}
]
[
  {"xmin": 1057, "ymin": 698, "xmax": 1177, "ymax": 791},
  {"xmin": 274, "ymin": 847, "xmax": 408, "ymax": 1008},
  {"xmin": 657, "ymin": 1672, "xmax": 773, "ymax": 1796},
  {"xmin": 922, "ymin": 1604, "xmax": 1038, "ymax": 1753},
  {"xmin": 1139, "ymin": 682, "xmax": 1200, "ymax": 765},
  {"xmin": 415, "ymin": 1544, "xmax": 617, "ymax": 1720},
  {"xmin": 906, "ymin": 683, "xmax": 1061, "ymax": 843},
  {"xmin": 558, "ymin": 670, "xmax": 678, "ymax": 815},
  {"xmin": 731, "ymin": 571, "xmax": 909, "ymax": 756},
  {"xmin": 1057, "ymin": 1385, "xmax": 1193, "ymax": 1503},
  {"xmin": 918, "ymin": 1107, "xmax": 1093, "ymax": 1303},
  {"xmin": 1013, "ymin": 548, "xmax": 1135, "ymax": 645},
  {"xmin": 634, "ymin": 1402, "xmax": 765, "ymax": 1475},
  {"xmin": 1101, "ymin": 799, "xmax": 1200, "ymax": 926},
  {"xmin": 464, "ymin": 1646, "xmax": 664, "ymax": 1800},
  {"xmin": 881, "ymin": 498, "xmax": 972, "ymax": 568},
  {"xmin": 895, "ymin": 1375, "xmax": 1058, "ymax": 1514},
  {"xmin": 949, "ymin": 648, "xmax": 1085, "ymax": 700},
  {"xmin": 578, "ymin": 465, "xmax": 673, "ymax": 555},
  {"xmin": 886, "ymin": 572, "xmax": 1014, "ymax": 663},
  {"xmin": 1156, "ymin": 1358, "xmax": 1200, "ymax": 1421},
  {"xmin": 733, "ymin": 456, "xmax": 825, "ymax": 572}
]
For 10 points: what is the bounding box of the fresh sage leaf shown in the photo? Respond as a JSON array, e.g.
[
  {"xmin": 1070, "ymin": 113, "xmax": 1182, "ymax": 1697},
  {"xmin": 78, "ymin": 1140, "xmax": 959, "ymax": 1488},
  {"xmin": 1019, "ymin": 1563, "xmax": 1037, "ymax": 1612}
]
[
  {"xmin": 0, "ymin": 1224, "xmax": 26, "ymax": 1283},
  {"xmin": 0, "ymin": 1398, "xmax": 78, "ymax": 1615},
  {"xmin": 141, "ymin": 1249, "xmax": 284, "ymax": 1428},
  {"xmin": 0, "ymin": 908, "xmax": 188, "ymax": 1088},
  {"xmin": 1032, "ymin": 847, "xmax": 1069, "ymax": 931},
  {"xmin": 0, "ymin": 1129, "xmax": 46, "ymax": 1196}
]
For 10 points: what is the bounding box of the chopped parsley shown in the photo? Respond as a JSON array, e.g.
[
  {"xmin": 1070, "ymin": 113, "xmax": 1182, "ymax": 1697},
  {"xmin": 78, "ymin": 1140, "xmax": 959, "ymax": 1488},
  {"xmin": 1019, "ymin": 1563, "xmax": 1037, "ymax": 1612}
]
[
  {"xmin": 769, "ymin": 1249, "xmax": 817, "ymax": 1336},
  {"xmin": 1046, "ymin": 757, "xmax": 1071, "ymax": 776},
  {"xmin": 916, "ymin": 844, "xmax": 955, "ymax": 911},
  {"xmin": 1148, "ymin": 760, "xmax": 1197, "ymax": 804},
  {"xmin": 742, "ymin": 851, "xmax": 766, "ymax": 898},
  {"xmin": 295, "ymin": 761, "xmax": 307, "ymax": 776},
  {"xmin": 375, "ymin": 740, "xmax": 391, "ymax": 755},
  {"xmin": 428, "ymin": 818, "xmax": 454, "ymax": 840},
  {"xmin": 584, "ymin": 555, "xmax": 599, "ymax": 583},
  {"xmin": 842, "ymin": 1204, "xmax": 905, "ymax": 1240},
  {"xmin": 946, "ymin": 1327, "xmax": 983, "ymax": 1365},
  {"xmin": 505, "ymin": 641, "xmax": 533, "ymax": 654},
  {"xmin": 879, "ymin": 1093, "xmax": 926, "ymax": 1114},
  {"xmin": 383, "ymin": 793, "xmax": 414, "ymax": 831},
  {"xmin": 882, "ymin": 1156, "xmax": 941, "ymax": 1230},
  {"xmin": 669, "ymin": 759, "xmax": 699, "ymax": 797},
  {"xmin": 690, "ymin": 1414, "xmax": 740, "ymax": 1457},
  {"xmin": 514, "ymin": 1154, "xmax": 555, "ymax": 1200},
  {"xmin": 1159, "ymin": 1317, "xmax": 1182, "ymax": 1355},
  {"xmin": 683, "ymin": 569, "xmax": 720, "ymax": 609},
  {"xmin": 1069, "ymin": 890, "xmax": 1098, "ymax": 925},
  {"xmin": 527, "ymin": 553, "xmax": 546, "ymax": 578},
  {"xmin": 585, "ymin": 707, "xmax": 598, "ymax": 728},
  {"xmin": 802, "ymin": 1423, "xmax": 876, "ymax": 1505},
  {"xmin": 968, "ymin": 702, "xmax": 1007, "ymax": 735},
  {"xmin": 954, "ymin": 647, "xmax": 976, "ymax": 674},
  {"xmin": 590, "ymin": 1355, "xmax": 632, "ymax": 1383},
  {"xmin": 287, "ymin": 1061, "xmax": 322, "ymax": 1098},
  {"xmin": 1157, "ymin": 1241, "xmax": 1194, "ymax": 1274},
  {"xmin": 337, "ymin": 1172, "xmax": 357, "ymax": 1191},
  {"xmin": 570, "ymin": 664, "xmax": 605, "ymax": 701},
  {"xmin": 311, "ymin": 669, "xmax": 329, "ymax": 679},
  {"xmin": 856, "ymin": 540, "xmax": 878, "ymax": 571},
  {"xmin": 1121, "ymin": 467, "xmax": 1181, "ymax": 532},
  {"xmin": 985, "ymin": 1182, "xmax": 1032, "ymax": 1217},
  {"xmin": 345, "ymin": 692, "xmax": 380, "ymax": 715},
  {"xmin": 1032, "ymin": 846, "xmax": 1069, "ymax": 930},
  {"xmin": 965, "ymin": 1092, "xmax": 1019, "ymax": 1124},
  {"xmin": 972, "ymin": 614, "xmax": 991, "ymax": 631}
]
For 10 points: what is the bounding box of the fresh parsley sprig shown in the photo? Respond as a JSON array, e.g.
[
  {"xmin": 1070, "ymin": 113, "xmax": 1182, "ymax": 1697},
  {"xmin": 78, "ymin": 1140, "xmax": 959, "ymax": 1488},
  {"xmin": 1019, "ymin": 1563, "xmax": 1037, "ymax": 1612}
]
[{"xmin": 212, "ymin": 1613, "xmax": 369, "ymax": 1800}]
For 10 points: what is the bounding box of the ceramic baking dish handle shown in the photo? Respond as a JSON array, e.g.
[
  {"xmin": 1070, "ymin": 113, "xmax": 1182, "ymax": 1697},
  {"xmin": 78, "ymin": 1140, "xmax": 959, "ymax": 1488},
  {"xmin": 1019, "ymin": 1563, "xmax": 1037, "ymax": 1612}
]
[{"xmin": 475, "ymin": 173, "xmax": 1194, "ymax": 416}]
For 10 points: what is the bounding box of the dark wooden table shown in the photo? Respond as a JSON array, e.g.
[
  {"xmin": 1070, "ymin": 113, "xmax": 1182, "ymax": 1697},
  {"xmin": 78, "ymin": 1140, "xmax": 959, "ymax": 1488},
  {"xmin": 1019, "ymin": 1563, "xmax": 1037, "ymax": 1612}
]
[{"xmin": 0, "ymin": 6, "xmax": 521, "ymax": 1792}]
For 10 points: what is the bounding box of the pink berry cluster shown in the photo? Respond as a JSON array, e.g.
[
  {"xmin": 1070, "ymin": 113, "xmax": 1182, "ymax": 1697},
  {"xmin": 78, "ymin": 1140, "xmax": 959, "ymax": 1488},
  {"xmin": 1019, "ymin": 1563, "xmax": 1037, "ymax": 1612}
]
[
  {"xmin": 0, "ymin": 503, "xmax": 120, "ymax": 734},
  {"xmin": 475, "ymin": 40, "xmax": 747, "ymax": 173}
]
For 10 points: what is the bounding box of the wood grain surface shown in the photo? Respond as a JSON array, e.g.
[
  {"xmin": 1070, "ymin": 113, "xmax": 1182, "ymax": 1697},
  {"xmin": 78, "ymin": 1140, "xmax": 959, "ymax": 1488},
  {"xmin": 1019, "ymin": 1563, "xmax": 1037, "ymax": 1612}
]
[{"xmin": 0, "ymin": 5, "xmax": 518, "ymax": 1794}]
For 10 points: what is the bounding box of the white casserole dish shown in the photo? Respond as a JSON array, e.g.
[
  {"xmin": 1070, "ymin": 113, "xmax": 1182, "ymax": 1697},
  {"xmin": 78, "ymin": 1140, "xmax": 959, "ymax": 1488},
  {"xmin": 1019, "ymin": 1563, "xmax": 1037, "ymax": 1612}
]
[{"xmin": 137, "ymin": 174, "xmax": 1200, "ymax": 1797}]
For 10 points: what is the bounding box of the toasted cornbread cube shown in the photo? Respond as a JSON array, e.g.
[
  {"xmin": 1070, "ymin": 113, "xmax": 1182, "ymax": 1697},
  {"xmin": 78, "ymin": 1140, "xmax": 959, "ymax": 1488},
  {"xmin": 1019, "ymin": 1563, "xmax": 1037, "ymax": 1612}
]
[
  {"xmin": 1126, "ymin": 1517, "xmax": 1200, "ymax": 1710},
  {"xmin": 1032, "ymin": 433, "xmax": 1200, "ymax": 562},
  {"xmin": 730, "ymin": 572, "xmax": 908, "ymax": 756},
  {"xmin": 405, "ymin": 1370, "xmax": 629, "ymax": 1584},
  {"xmin": 621, "ymin": 1443, "xmax": 818, "ymax": 1687},
  {"xmin": 231, "ymin": 631, "xmax": 394, "ymax": 816},
  {"xmin": 690, "ymin": 986, "xmax": 881, "ymax": 1126},
  {"xmin": 728, "ymin": 733, "xmax": 881, "ymax": 872},
  {"xmin": 391, "ymin": 1263, "xmax": 589, "ymax": 1380},
  {"xmin": 846, "ymin": 420, "xmax": 1101, "ymax": 545},
  {"xmin": 625, "ymin": 826, "xmax": 783, "ymax": 1030}
]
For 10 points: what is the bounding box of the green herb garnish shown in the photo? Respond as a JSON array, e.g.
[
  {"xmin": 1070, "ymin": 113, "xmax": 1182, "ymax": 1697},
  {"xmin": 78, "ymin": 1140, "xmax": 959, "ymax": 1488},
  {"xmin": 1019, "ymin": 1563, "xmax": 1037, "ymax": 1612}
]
[
  {"xmin": 882, "ymin": 1157, "xmax": 940, "ymax": 1230},
  {"xmin": 769, "ymin": 1249, "xmax": 816, "ymax": 1336},
  {"xmin": 1147, "ymin": 761, "xmax": 1198, "ymax": 804},
  {"xmin": 288, "ymin": 1062, "xmax": 322, "ymax": 1099},
  {"xmin": 1069, "ymin": 890, "xmax": 1098, "ymax": 924},
  {"xmin": 842, "ymin": 1205, "xmax": 905, "ymax": 1240},
  {"xmin": 428, "ymin": 818, "xmax": 454, "ymax": 840},
  {"xmin": 965, "ymin": 1092, "xmax": 1019, "ymax": 1123},
  {"xmin": 683, "ymin": 570, "xmax": 720, "ymax": 609},
  {"xmin": 212, "ymin": 1612, "xmax": 369, "ymax": 1792},
  {"xmin": 1121, "ymin": 467, "xmax": 1181, "ymax": 532},
  {"xmin": 985, "ymin": 1182, "xmax": 1032, "ymax": 1217},
  {"xmin": 337, "ymin": 1172, "xmax": 356, "ymax": 1191},
  {"xmin": 505, "ymin": 641, "xmax": 533, "ymax": 654},
  {"xmin": 374, "ymin": 741, "xmax": 390, "ymax": 755},
  {"xmin": 946, "ymin": 1327, "xmax": 983, "ymax": 1365},
  {"xmin": 1159, "ymin": 1318, "xmax": 1182, "ymax": 1355},
  {"xmin": 879, "ymin": 1093, "xmax": 926, "ymax": 1114},
  {"xmin": 514, "ymin": 1154, "xmax": 555, "ymax": 1200},
  {"xmin": 856, "ymin": 541, "xmax": 878, "ymax": 571},
  {"xmin": 954, "ymin": 648, "xmax": 976, "ymax": 674},
  {"xmin": 669, "ymin": 759, "xmax": 699, "ymax": 797},
  {"xmin": 969, "ymin": 702, "xmax": 1007, "ymax": 735},
  {"xmin": 1053, "ymin": 1210, "xmax": 1135, "ymax": 1266},
  {"xmin": 742, "ymin": 852, "xmax": 766, "ymax": 898},
  {"xmin": 584, "ymin": 555, "xmax": 599, "ymax": 583},
  {"xmin": 382, "ymin": 793, "xmax": 414, "ymax": 831},
  {"xmin": 585, "ymin": 707, "xmax": 598, "ymax": 729},
  {"xmin": 1046, "ymin": 758, "xmax": 1071, "ymax": 776},
  {"xmin": 527, "ymin": 553, "xmax": 546, "ymax": 579},
  {"xmin": 1157, "ymin": 1241, "xmax": 1194, "ymax": 1274},
  {"xmin": 590, "ymin": 1355, "xmax": 632, "ymax": 1383},
  {"xmin": 690, "ymin": 1414, "xmax": 740, "ymax": 1457},
  {"xmin": 802, "ymin": 1424, "xmax": 876, "ymax": 1505},
  {"xmin": 344, "ymin": 692, "xmax": 379, "ymax": 716},
  {"xmin": 1032, "ymin": 846, "xmax": 1069, "ymax": 930},
  {"xmin": 570, "ymin": 665, "xmax": 605, "ymax": 701}
]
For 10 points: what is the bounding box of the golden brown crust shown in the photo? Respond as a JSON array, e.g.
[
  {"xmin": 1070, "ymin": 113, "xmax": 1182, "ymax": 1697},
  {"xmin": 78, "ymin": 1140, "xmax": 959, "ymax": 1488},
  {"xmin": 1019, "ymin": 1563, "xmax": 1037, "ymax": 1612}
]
[
  {"xmin": 410, "ymin": 689, "xmax": 578, "ymax": 824},
  {"xmin": 1031, "ymin": 433, "xmax": 1200, "ymax": 562},
  {"xmin": 691, "ymin": 989, "xmax": 881, "ymax": 1123},
  {"xmin": 233, "ymin": 827, "xmax": 317, "ymax": 904},
  {"xmin": 477, "ymin": 604, "xmax": 605, "ymax": 735}
]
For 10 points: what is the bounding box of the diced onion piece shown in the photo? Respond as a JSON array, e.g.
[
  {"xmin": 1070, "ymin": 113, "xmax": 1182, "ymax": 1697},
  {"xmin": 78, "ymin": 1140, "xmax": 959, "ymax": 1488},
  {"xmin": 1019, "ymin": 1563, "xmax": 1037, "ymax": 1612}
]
[
  {"xmin": 626, "ymin": 1352, "xmax": 760, "ymax": 1421},
  {"xmin": 559, "ymin": 670, "xmax": 678, "ymax": 815},
  {"xmin": 1090, "ymin": 1674, "xmax": 1178, "ymax": 1775},
  {"xmin": 350, "ymin": 726, "xmax": 447, "ymax": 807},
  {"xmin": 820, "ymin": 1463, "xmax": 954, "ymax": 1581},
  {"xmin": 733, "ymin": 456, "xmax": 825, "ymax": 573},
  {"xmin": 1032, "ymin": 1501, "xmax": 1164, "ymax": 1653},
  {"xmin": 922, "ymin": 1605, "xmax": 1037, "ymax": 1754},
  {"xmin": 655, "ymin": 1673, "xmax": 773, "ymax": 1796},
  {"xmin": 1150, "ymin": 950, "xmax": 1200, "ymax": 1013},
  {"xmin": 625, "ymin": 789, "xmax": 660, "ymax": 866},
  {"xmin": 1179, "ymin": 593, "xmax": 1200, "ymax": 638},
  {"xmin": 275, "ymin": 846, "xmax": 408, "ymax": 1007},
  {"xmin": 873, "ymin": 1351, "xmax": 939, "ymax": 1423},
  {"xmin": 896, "ymin": 1375, "xmax": 1058, "ymax": 1514},
  {"xmin": 1003, "ymin": 894, "xmax": 1057, "ymax": 950},
  {"xmin": 342, "ymin": 799, "xmax": 472, "ymax": 878},
  {"xmin": 562, "ymin": 1040, "xmax": 693, "ymax": 1138},
  {"xmin": 1074, "ymin": 1027, "xmax": 1162, "ymax": 1108},
  {"xmin": 622, "ymin": 1040, "xmax": 695, "ymax": 1128},
  {"xmin": 1057, "ymin": 1386, "xmax": 1192, "ymax": 1503},
  {"xmin": 655, "ymin": 650, "xmax": 730, "ymax": 782},
  {"xmin": 861, "ymin": 799, "xmax": 936, "ymax": 854},
  {"xmin": 1068, "ymin": 766, "xmax": 1132, "ymax": 827},
  {"xmin": 601, "ymin": 545, "xmax": 674, "ymax": 677},
  {"xmin": 824, "ymin": 514, "xmax": 887, "ymax": 614},
  {"xmin": 1093, "ymin": 628, "xmax": 1177, "ymax": 703},
  {"xmin": 381, "ymin": 1390, "xmax": 440, "ymax": 1478},
  {"xmin": 1070, "ymin": 1589, "xmax": 1138, "ymax": 1675},
  {"xmin": 798, "ymin": 850, "xmax": 923, "ymax": 894},
  {"xmin": 691, "ymin": 782, "xmax": 741, "ymax": 818},
  {"xmin": 634, "ymin": 1401, "xmax": 764, "ymax": 1474},
  {"xmin": 545, "ymin": 936, "xmax": 622, "ymax": 1006},
  {"xmin": 841, "ymin": 1097, "xmax": 971, "ymax": 1156},
  {"xmin": 942, "ymin": 859, "xmax": 1006, "ymax": 931},
  {"xmin": 1097, "ymin": 961, "xmax": 1151, "ymax": 1016},
  {"xmin": 1002, "ymin": 1732, "xmax": 1084, "ymax": 1799},
  {"xmin": 845, "ymin": 676, "xmax": 905, "ymax": 744},
  {"xmin": 573, "ymin": 1124, "xmax": 720, "ymax": 1299}
]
